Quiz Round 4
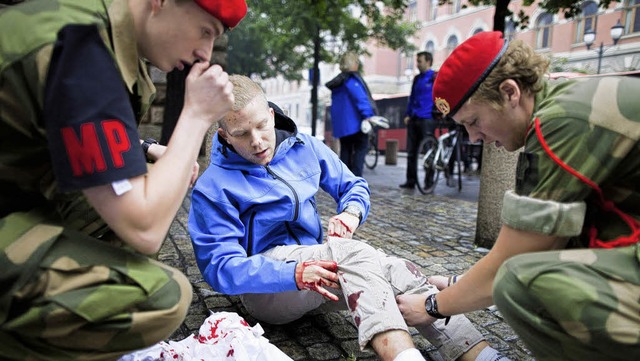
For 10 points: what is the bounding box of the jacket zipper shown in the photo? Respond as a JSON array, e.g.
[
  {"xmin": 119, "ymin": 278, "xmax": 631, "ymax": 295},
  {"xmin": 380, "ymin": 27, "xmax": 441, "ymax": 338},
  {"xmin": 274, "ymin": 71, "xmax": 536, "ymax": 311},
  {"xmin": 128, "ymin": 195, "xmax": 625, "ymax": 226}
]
[{"xmin": 265, "ymin": 165, "xmax": 300, "ymax": 221}]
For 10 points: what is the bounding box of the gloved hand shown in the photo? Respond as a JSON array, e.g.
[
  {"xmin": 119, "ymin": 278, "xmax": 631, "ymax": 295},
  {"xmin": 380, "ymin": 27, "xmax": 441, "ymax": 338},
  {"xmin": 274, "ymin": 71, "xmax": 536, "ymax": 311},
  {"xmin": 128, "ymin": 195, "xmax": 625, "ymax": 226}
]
[
  {"xmin": 327, "ymin": 212, "xmax": 359, "ymax": 239},
  {"xmin": 295, "ymin": 260, "xmax": 340, "ymax": 301}
]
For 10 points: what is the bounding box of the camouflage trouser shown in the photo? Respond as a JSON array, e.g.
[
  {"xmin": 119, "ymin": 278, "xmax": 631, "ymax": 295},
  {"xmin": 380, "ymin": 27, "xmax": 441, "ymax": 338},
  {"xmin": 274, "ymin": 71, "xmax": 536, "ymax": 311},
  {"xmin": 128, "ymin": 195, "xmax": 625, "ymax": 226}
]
[
  {"xmin": 240, "ymin": 237, "xmax": 484, "ymax": 361},
  {"xmin": 0, "ymin": 210, "xmax": 192, "ymax": 361},
  {"xmin": 493, "ymin": 245, "xmax": 640, "ymax": 361}
]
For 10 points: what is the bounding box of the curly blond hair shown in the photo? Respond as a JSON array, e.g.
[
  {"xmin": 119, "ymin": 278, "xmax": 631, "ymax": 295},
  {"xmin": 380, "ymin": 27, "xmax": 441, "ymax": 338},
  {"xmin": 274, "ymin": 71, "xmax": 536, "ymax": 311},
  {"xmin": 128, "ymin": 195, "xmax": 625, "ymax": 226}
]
[{"xmin": 471, "ymin": 39, "xmax": 550, "ymax": 109}]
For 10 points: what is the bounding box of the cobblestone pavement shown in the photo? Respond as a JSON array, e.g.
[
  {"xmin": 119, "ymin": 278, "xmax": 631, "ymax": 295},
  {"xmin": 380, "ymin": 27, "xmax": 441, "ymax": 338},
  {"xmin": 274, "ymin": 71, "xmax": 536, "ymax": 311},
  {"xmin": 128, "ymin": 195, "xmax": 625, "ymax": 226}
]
[{"xmin": 157, "ymin": 154, "xmax": 535, "ymax": 361}]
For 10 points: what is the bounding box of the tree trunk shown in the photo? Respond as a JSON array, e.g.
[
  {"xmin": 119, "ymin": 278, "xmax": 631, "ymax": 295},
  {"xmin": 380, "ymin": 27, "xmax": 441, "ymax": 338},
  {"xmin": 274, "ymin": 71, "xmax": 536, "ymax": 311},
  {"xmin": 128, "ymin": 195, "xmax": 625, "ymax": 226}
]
[
  {"xmin": 475, "ymin": 145, "xmax": 519, "ymax": 248},
  {"xmin": 310, "ymin": 25, "xmax": 321, "ymax": 137}
]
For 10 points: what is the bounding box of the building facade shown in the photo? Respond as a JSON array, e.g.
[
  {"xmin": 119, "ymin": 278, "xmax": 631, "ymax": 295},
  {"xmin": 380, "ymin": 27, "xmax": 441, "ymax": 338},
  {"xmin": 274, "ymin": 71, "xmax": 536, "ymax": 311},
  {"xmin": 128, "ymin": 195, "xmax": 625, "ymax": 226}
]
[{"xmin": 263, "ymin": 0, "xmax": 640, "ymax": 138}]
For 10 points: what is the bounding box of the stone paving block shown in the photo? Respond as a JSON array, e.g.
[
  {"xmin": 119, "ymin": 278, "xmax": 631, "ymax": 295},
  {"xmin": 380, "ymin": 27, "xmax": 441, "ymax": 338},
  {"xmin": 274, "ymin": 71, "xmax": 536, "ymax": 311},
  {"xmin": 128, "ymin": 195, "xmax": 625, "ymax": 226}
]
[
  {"xmin": 307, "ymin": 343, "xmax": 343, "ymax": 360},
  {"xmin": 486, "ymin": 322, "xmax": 521, "ymax": 342},
  {"xmin": 294, "ymin": 326, "xmax": 331, "ymax": 346},
  {"xmin": 339, "ymin": 340, "xmax": 377, "ymax": 360},
  {"xmin": 263, "ymin": 328, "xmax": 290, "ymax": 343},
  {"xmin": 203, "ymin": 295, "xmax": 233, "ymax": 309},
  {"xmin": 273, "ymin": 340, "xmax": 308, "ymax": 361},
  {"xmin": 326, "ymin": 324, "xmax": 359, "ymax": 340},
  {"xmin": 465, "ymin": 310, "xmax": 502, "ymax": 328}
]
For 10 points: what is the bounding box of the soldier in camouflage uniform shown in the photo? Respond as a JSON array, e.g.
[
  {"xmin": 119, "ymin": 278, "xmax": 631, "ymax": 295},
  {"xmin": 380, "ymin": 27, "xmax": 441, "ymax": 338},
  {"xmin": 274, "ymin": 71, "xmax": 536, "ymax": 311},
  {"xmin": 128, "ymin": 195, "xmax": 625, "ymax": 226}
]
[
  {"xmin": 396, "ymin": 31, "xmax": 640, "ymax": 360},
  {"xmin": 0, "ymin": 0, "xmax": 246, "ymax": 359}
]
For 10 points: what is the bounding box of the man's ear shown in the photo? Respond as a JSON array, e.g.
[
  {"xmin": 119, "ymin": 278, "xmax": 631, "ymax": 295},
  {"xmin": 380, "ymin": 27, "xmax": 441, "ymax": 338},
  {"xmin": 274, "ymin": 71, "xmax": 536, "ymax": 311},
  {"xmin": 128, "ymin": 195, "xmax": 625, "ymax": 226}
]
[{"xmin": 500, "ymin": 79, "xmax": 521, "ymax": 108}]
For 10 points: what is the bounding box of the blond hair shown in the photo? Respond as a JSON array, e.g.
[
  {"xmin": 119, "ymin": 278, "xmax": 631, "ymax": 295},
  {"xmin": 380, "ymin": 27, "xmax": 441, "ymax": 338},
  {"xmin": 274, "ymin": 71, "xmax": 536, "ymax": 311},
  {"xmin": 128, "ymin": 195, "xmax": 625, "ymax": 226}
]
[
  {"xmin": 339, "ymin": 52, "xmax": 360, "ymax": 72},
  {"xmin": 471, "ymin": 39, "xmax": 550, "ymax": 109},
  {"xmin": 219, "ymin": 75, "xmax": 267, "ymax": 129}
]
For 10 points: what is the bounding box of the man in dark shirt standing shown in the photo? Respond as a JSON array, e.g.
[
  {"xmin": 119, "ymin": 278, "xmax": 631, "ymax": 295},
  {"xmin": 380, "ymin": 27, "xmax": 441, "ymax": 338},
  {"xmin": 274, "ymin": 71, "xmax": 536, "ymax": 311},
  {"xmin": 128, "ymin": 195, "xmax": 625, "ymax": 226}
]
[{"xmin": 400, "ymin": 51, "xmax": 436, "ymax": 189}]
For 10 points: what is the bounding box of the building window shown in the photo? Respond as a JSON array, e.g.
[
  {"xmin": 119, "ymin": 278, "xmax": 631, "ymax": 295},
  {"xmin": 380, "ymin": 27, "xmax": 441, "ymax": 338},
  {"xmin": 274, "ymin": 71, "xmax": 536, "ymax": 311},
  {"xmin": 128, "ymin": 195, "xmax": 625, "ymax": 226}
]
[
  {"xmin": 425, "ymin": 40, "xmax": 435, "ymax": 55},
  {"xmin": 446, "ymin": 35, "xmax": 459, "ymax": 57},
  {"xmin": 404, "ymin": 51, "xmax": 415, "ymax": 77},
  {"xmin": 576, "ymin": 1, "xmax": 598, "ymax": 43},
  {"xmin": 408, "ymin": 1, "xmax": 417, "ymax": 22},
  {"xmin": 625, "ymin": 0, "xmax": 640, "ymax": 33},
  {"xmin": 427, "ymin": 0, "xmax": 438, "ymax": 21},
  {"xmin": 453, "ymin": 0, "xmax": 461, "ymax": 14},
  {"xmin": 536, "ymin": 12, "xmax": 554, "ymax": 49},
  {"xmin": 505, "ymin": 19, "xmax": 516, "ymax": 41}
]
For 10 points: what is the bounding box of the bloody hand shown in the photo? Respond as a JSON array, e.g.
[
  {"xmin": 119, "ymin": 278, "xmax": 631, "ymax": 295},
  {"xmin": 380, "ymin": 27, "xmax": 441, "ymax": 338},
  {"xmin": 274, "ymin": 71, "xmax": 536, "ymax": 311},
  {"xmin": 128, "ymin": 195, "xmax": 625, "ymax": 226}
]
[
  {"xmin": 295, "ymin": 260, "xmax": 340, "ymax": 301},
  {"xmin": 327, "ymin": 212, "xmax": 359, "ymax": 238}
]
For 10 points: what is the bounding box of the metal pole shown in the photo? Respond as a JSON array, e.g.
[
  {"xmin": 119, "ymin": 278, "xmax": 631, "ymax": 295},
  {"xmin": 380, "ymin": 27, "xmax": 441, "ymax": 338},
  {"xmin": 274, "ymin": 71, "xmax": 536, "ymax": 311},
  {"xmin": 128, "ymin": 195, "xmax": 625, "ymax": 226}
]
[{"xmin": 597, "ymin": 42, "xmax": 604, "ymax": 74}]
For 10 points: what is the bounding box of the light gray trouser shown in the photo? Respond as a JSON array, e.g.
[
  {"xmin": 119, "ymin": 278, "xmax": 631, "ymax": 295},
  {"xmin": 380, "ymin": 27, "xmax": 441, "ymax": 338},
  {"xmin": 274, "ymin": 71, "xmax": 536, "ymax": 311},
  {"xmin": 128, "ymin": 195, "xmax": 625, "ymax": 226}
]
[{"xmin": 240, "ymin": 237, "xmax": 483, "ymax": 360}]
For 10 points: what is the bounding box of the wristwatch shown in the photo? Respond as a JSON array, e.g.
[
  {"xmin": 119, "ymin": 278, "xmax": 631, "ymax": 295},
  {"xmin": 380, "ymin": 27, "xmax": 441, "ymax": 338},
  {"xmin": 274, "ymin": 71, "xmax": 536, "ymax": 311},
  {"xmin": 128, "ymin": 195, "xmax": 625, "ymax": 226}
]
[
  {"xmin": 342, "ymin": 205, "xmax": 363, "ymax": 222},
  {"xmin": 425, "ymin": 294, "xmax": 450, "ymax": 326},
  {"xmin": 141, "ymin": 138, "xmax": 159, "ymax": 155}
]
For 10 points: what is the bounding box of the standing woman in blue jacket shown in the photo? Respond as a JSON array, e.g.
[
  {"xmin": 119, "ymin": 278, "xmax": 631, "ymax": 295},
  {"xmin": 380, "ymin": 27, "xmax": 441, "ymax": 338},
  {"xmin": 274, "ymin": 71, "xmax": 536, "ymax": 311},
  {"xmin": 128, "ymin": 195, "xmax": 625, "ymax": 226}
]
[{"xmin": 326, "ymin": 52, "xmax": 377, "ymax": 177}]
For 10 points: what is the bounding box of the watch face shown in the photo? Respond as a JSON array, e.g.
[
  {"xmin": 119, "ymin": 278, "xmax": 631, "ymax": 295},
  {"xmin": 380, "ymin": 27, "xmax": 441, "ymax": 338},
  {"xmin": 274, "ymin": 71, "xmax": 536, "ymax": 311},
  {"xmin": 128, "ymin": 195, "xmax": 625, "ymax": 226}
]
[{"xmin": 425, "ymin": 295, "xmax": 435, "ymax": 313}]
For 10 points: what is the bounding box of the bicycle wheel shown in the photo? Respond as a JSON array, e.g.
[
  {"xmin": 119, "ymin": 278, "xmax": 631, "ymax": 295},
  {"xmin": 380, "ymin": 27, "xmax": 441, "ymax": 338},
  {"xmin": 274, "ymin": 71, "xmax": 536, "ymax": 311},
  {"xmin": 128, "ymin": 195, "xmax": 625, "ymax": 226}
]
[
  {"xmin": 416, "ymin": 136, "xmax": 439, "ymax": 194},
  {"xmin": 439, "ymin": 130, "xmax": 459, "ymax": 188},
  {"xmin": 364, "ymin": 132, "xmax": 378, "ymax": 169}
]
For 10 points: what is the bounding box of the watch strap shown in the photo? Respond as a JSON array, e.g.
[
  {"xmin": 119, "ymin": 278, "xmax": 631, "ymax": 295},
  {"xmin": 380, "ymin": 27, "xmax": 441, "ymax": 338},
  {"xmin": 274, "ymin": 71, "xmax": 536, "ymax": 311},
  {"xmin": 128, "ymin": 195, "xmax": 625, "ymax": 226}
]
[
  {"xmin": 342, "ymin": 205, "xmax": 363, "ymax": 222},
  {"xmin": 142, "ymin": 138, "xmax": 158, "ymax": 155},
  {"xmin": 425, "ymin": 293, "xmax": 451, "ymax": 326}
]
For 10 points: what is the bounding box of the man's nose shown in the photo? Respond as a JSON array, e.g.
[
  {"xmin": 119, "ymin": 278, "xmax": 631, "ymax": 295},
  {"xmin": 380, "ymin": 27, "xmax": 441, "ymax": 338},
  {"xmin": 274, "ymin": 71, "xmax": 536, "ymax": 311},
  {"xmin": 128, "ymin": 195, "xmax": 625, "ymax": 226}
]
[
  {"xmin": 466, "ymin": 127, "xmax": 482, "ymax": 143},
  {"xmin": 250, "ymin": 131, "xmax": 261, "ymax": 147},
  {"xmin": 194, "ymin": 41, "xmax": 214, "ymax": 63}
]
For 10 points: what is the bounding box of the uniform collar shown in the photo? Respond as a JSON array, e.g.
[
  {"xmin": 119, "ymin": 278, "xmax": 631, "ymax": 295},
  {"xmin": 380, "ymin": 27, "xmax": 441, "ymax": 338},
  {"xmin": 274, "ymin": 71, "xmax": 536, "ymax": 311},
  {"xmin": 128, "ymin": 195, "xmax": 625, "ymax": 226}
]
[{"xmin": 108, "ymin": 0, "xmax": 141, "ymax": 92}]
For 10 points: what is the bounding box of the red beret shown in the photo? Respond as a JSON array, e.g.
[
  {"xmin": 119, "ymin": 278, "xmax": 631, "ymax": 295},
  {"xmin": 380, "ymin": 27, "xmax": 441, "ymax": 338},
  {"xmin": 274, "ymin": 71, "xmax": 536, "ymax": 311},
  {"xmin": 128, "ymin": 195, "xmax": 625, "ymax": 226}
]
[
  {"xmin": 194, "ymin": 0, "xmax": 247, "ymax": 29},
  {"xmin": 433, "ymin": 31, "xmax": 509, "ymax": 118}
]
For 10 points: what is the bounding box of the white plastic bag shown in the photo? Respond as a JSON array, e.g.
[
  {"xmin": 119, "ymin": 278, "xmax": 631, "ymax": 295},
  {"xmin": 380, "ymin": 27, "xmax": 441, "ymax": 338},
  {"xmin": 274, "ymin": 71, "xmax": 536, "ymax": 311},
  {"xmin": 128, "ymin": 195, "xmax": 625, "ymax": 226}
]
[{"xmin": 118, "ymin": 312, "xmax": 293, "ymax": 361}]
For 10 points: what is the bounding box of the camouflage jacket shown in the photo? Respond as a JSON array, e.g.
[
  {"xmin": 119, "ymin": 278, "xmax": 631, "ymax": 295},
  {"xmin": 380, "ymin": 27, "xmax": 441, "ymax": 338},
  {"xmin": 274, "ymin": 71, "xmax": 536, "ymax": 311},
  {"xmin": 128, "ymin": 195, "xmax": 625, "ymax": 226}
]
[
  {"xmin": 501, "ymin": 76, "xmax": 640, "ymax": 247},
  {"xmin": 0, "ymin": 0, "xmax": 154, "ymax": 233}
]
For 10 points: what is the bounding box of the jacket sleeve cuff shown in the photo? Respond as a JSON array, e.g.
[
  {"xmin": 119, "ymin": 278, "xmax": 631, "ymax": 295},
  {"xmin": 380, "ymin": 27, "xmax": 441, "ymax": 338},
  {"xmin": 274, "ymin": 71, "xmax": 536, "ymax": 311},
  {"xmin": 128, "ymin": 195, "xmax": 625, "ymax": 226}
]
[
  {"xmin": 500, "ymin": 190, "xmax": 586, "ymax": 237},
  {"xmin": 279, "ymin": 260, "xmax": 299, "ymax": 292}
]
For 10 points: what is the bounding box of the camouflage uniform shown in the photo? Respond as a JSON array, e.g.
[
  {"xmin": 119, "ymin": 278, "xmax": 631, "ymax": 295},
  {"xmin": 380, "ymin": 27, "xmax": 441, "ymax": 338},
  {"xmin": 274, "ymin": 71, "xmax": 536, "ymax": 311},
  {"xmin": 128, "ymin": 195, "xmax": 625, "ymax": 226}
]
[
  {"xmin": 493, "ymin": 77, "xmax": 640, "ymax": 360},
  {"xmin": 0, "ymin": 1, "xmax": 191, "ymax": 359}
]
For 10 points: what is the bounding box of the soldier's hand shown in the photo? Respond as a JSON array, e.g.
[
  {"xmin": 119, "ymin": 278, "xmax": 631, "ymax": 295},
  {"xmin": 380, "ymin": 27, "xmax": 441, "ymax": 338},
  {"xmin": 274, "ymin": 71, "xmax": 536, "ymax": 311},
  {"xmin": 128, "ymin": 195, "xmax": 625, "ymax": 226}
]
[
  {"xmin": 295, "ymin": 260, "xmax": 340, "ymax": 301},
  {"xmin": 183, "ymin": 62, "xmax": 234, "ymax": 126},
  {"xmin": 396, "ymin": 293, "xmax": 436, "ymax": 326},
  {"xmin": 327, "ymin": 212, "xmax": 359, "ymax": 239}
]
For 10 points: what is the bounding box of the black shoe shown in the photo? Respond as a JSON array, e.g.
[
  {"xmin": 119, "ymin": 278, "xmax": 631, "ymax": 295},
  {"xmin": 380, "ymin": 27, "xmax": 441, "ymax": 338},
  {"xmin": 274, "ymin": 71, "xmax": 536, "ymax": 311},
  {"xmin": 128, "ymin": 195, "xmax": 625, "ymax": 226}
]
[{"xmin": 399, "ymin": 182, "xmax": 415, "ymax": 189}]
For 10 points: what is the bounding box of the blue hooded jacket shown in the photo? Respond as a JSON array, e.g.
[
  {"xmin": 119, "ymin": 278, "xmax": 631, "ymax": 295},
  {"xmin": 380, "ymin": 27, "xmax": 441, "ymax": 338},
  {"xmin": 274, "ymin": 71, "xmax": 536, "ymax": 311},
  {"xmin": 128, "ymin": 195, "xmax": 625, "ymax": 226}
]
[
  {"xmin": 326, "ymin": 72, "xmax": 376, "ymax": 138},
  {"xmin": 188, "ymin": 110, "xmax": 370, "ymax": 295}
]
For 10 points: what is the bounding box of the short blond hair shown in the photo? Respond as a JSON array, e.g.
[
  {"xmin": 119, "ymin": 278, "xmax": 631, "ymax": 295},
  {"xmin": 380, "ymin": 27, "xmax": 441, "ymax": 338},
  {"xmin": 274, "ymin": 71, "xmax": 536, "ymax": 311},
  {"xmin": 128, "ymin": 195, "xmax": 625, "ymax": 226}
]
[
  {"xmin": 218, "ymin": 75, "xmax": 267, "ymax": 129},
  {"xmin": 339, "ymin": 52, "xmax": 360, "ymax": 72},
  {"xmin": 229, "ymin": 74, "xmax": 266, "ymax": 111}
]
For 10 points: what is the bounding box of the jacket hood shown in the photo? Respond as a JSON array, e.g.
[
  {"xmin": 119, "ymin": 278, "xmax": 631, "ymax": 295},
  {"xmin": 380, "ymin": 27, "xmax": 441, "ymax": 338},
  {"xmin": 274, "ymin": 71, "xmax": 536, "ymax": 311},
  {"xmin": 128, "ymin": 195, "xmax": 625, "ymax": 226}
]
[
  {"xmin": 211, "ymin": 102, "xmax": 300, "ymax": 171},
  {"xmin": 325, "ymin": 71, "xmax": 355, "ymax": 90}
]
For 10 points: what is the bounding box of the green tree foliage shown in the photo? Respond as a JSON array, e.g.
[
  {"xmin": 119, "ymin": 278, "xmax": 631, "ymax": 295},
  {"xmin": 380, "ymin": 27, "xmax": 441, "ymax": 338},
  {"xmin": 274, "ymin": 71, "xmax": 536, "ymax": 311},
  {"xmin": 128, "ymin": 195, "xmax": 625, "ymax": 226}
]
[
  {"xmin": 460, "ymin": 0, "xmax": 617, "ymax": 31},
  {"xmin": 227, "ymin": 0, "xmax": 419, "ymax": 80}
]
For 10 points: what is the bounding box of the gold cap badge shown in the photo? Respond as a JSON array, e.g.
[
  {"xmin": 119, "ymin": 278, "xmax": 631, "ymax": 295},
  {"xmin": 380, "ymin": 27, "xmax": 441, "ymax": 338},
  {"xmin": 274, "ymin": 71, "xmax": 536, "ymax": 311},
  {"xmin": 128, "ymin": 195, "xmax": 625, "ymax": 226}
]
[{"xmin": 435, "ymin": 98, "xmax": 450, "ymax": 116}]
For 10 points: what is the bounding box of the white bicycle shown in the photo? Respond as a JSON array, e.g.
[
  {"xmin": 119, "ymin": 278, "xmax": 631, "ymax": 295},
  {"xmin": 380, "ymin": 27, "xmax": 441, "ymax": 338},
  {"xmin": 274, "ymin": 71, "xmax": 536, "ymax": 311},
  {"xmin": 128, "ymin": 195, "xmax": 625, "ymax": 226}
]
[{"xmin": 361, "ymin": 116, "xmax": 390, "ymax": 170}]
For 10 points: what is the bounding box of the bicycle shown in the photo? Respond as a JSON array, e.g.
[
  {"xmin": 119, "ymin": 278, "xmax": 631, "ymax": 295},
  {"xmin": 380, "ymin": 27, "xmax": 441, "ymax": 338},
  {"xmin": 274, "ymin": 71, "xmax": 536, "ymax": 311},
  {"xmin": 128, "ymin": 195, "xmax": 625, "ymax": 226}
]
[
  {"xmin": 363, "ymin": 116, "xmax": 390, "ymax": 170},
  {"xmin": 416, "ymin": 120, "xmax": 464, "ymax": 194}
]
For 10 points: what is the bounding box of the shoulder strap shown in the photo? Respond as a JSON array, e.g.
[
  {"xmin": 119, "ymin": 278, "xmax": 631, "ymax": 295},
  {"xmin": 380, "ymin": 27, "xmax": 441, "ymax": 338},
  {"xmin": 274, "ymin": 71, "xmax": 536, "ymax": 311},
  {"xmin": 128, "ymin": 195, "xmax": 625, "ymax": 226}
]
[{"xmin": 534, "ymin": 118, "xmax": 640, "ymax": 248}]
